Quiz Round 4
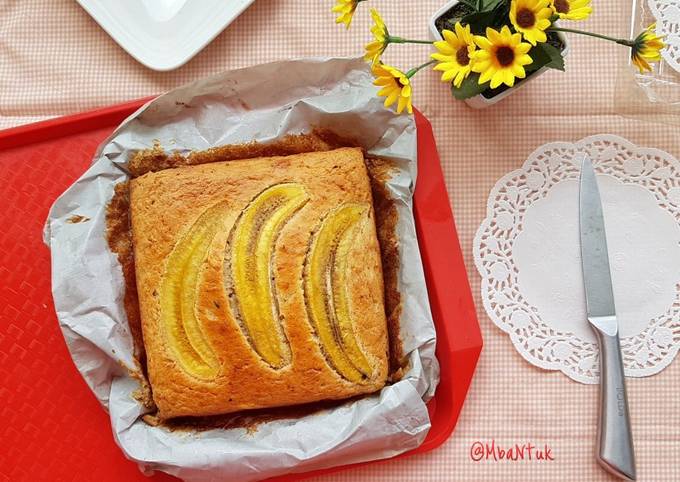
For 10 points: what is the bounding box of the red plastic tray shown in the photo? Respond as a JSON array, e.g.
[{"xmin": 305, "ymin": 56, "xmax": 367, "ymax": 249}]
[{"xmin": 0, "ymin": 100, "xmax": 482, "ymax": 482}]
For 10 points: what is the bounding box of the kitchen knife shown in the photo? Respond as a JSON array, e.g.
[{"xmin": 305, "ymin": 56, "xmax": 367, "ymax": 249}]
[{"xmin": 579, "ymin": 155, "xmax": 636, "ymax": 481}]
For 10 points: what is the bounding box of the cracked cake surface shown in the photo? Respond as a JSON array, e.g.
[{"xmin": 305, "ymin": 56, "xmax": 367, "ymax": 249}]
[{"xmin": 129, "ymin": 147, "xmax": 389, "ymax": 419}]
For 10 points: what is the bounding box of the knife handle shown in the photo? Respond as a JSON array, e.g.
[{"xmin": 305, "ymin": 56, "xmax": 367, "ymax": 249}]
[{"xmin": 594, "ymin": 327, "xmax": 636, "ymax": 480}]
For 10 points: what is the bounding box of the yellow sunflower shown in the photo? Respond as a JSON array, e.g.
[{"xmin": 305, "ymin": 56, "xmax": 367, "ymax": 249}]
[
  {"xmin": 510, "ymin": 0, "xmax": 553, "ymax": 46},
  {"xmin": 431, "ymin": 23, "xmax": 477, "ymax": 87},
  {"xmin": 372, "ymin": 63, "xmax": 413, "ymax": 114},
  {"xmin": 631, "ymin": 23, "xmax": 665, "ymax": 73},
  {"xmin": 551, "ymin": 0, "xmax": 592, "ymax": 21},
  {"xmin": 332, "ymin": 0, "xmax": 362, "ymax": 29},
  {"xmin": 364, "ymin": 9, "xmax": 390, "ymax": 62},
  {"xmin": 471, "ymin": 26, "xmax": 534, "ymax": 88}
]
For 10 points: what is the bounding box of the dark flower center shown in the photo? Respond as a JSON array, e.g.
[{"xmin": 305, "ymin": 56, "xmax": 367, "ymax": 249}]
[
  {"xmin": 495, "ymin": 46, "xmax": 515, "ymax": 67},
  {"xmin": 456, "ymin": 47, "xmax": 470, "ymax": 66},
  {"xmin": 554, "ymin": 0, "xmax": 570, "ymax": 14},
  {"xmin": 516, "ymin": 8, "xmax": 536, "ymax": 28}
]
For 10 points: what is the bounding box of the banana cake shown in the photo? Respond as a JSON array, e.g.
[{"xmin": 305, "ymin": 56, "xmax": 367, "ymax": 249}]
[{"xmin": 129, "ymin": 147, "xmax": 389, "ymax": 419}]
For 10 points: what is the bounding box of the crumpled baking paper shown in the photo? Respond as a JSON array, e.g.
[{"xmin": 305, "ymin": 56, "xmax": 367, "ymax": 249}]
[{"xmin": 44, "ymin": 57, "xmax": 439, "ymax": 481}]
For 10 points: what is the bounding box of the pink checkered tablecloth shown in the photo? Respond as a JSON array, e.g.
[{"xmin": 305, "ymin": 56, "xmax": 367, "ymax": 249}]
[{"xmin": 1, "ymin": 0, "xmax": 678, "ymax": 480}]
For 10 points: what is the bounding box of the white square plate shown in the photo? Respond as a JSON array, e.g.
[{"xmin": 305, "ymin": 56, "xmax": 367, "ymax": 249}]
[{"xmin": 77, "ymin": 0, "xmax": 255, "ymax": 71}]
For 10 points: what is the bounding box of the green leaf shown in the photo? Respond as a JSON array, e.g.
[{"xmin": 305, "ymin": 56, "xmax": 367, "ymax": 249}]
[
  {"xmin": 461, "ymin": 0, "xmax": 508, "ymax": 34},
  {"xmin": 526, "ymin": 42, "xmax": 565, "ymax": 72},
  {"xmin": 478, "ymin": 0, "xmax": 504, "ymax": 11},
  {"xmin": 445, "ymin": 0, "xmax": 506, "ymax": 29},
  {"xmin": 451, "ymin": 73, "xmax": 491, "ymax": 100},
  {"xmin": 461, "ymin": 10, "xmax": 499, "ymax": 33}
]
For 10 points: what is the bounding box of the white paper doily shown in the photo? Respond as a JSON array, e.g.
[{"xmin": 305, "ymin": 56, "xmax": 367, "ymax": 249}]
[
  {"xmin": 474, "ymin": 134, "xmax": 680, "ymax": 383},
  {"xmin": 648, "ymin": 0, "xmax": 680, "ymax": 73}
]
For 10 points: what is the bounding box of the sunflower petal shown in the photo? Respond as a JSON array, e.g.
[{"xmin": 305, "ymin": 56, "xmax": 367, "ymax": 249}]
[
  {"xmin": 472, "ymin": 50, "xmax": 491, "ymax": 61},
  {"xmin": 487, "ymin": 27, "xmax": 502, "ymax": 44},
  {"xmin": 471, "ymin": 58, "xmax": 491, "ymax": 73},
  {"xmin": 397, "ymin": 95, "xmax": 408, "ymax": 114},
  {"xmin": 442, "ymin": 29, "xmax": 461, "ymax": 47},
  {"xmin": 377, "ymin": 84, "xmax": 395, "ymax": 95},
  {"xmin": 517, "ymin": 43, "xmax": 531, "ymax": 54},
  {"xmin": 502, "ymin": 69, "xmax": 515, "ymax": 87},
  {"xmin": 490, "ymin": 71, "xmax": 503, "ymax": 89},
  {"xmin": 511, "ymin": 64, "xmax": 525, "ymax": 77},
  {"xmin": 432, "ymin": 53, "xmax": 453, "ymax": 62},
  {"xmin": 434, "ymin": 41, "xmax": 455, "ymax": 55},
  {"xmin": 518, "ymin": 55, "xmax": 533, "ymax": 66},
  {"xmin": 384, "ymin": 90, "xmax": 399, "ymax": 107},
  {"xmin": 477, "ymin": 36, "xmax": 494, "ymax": 50},
  {"xmin": 479, "ymin": 67, "xmax": 494, "ymax": 84},
  {"xmin": 441, "ymin": 69, "xmax": 458, "ymax": 82},
  {"xmin": 435, "ymin": 62, "xmax": 457, "ymax": 72}
]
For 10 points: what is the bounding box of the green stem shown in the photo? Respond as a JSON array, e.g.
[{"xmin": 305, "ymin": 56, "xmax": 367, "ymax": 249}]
[
  {"xmin": 388, "ymin": 36, "xmax": 434, "ymax": 45},
  {"xmin": 548, "ymin": 26, "xmax": 634, "ymax": 47},
  {"xmin": 406, "ymin": 60, "xmax": 436, "ymax": 78}
]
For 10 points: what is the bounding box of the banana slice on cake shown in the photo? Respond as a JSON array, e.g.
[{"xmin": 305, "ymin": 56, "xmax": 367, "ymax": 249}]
[
  {"xmin": 160, "ymin": 203, "xmax": 227, "ymax": 380},
  {"xmin": 304, "ymin": 204, "xmax": 374, "ymax": 383},
  {"xmin": 227, "ymin": 184, "xmax": 309, "ymax": 368}
]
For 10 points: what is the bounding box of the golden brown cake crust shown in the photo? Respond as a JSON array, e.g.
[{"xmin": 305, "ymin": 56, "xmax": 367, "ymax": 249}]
[{"xmin": 130, "ymin": 148, "xmax": 389, "ymax": 419}]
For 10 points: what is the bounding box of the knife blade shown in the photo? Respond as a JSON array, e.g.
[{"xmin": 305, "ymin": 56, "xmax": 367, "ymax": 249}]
[{"xmin": 579, "ymin": 155, "xmax": 636, "ymax": 481}]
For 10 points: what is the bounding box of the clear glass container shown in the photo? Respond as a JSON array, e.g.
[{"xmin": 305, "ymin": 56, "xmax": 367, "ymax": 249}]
[{"xmin": 614, "ymin": 0, "xmax": 680, "ymax": 126}]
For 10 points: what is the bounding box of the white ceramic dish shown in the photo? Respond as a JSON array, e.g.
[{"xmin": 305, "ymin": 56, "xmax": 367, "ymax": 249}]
[
  {"xmin": 428, "ymin": 0, "xmax": 568, "ymax": 108},
  {"xmin": 77, "ymin": 0, "xmax": 255, "ymax": 71}
]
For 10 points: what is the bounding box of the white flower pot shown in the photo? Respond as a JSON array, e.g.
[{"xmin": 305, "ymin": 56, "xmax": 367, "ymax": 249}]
[{"xmin": 428, "ymin": 0, "xmax": 570, "ymax": 108}]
